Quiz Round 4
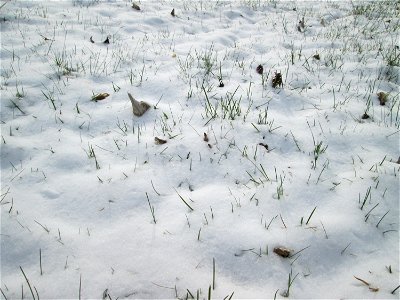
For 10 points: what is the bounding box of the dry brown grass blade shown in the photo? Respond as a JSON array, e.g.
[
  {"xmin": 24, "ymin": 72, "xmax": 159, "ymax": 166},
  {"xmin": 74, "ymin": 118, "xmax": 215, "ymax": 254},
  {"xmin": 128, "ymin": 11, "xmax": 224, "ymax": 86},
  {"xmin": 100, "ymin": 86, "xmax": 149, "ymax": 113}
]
[{"xmin": 354, "ymin": 276, "xmax": 370, "ymax": 286}]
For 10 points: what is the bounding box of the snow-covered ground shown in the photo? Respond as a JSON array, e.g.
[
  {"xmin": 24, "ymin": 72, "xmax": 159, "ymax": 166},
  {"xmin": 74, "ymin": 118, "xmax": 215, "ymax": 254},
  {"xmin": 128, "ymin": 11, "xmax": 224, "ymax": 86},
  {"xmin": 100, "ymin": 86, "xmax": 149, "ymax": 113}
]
[{"xmin": 1, "ymin": 0, "xmax": 399, "ymax": 299}]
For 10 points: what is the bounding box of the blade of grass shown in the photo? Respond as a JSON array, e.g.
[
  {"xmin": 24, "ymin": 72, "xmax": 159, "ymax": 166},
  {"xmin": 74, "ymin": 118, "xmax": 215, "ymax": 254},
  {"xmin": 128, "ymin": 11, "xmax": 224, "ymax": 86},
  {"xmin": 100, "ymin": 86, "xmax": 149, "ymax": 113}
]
[{"xmin": 174, "ymin": 188, "xmax": 194, "ymax": 211}]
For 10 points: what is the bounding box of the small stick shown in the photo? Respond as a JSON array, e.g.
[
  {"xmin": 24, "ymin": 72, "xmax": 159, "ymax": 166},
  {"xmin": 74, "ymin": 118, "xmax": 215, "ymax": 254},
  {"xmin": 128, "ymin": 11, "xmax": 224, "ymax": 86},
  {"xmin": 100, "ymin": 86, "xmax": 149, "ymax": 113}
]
[{"xmin": 354, "ymin": 276, "xmax": 370, "ymax": 286}]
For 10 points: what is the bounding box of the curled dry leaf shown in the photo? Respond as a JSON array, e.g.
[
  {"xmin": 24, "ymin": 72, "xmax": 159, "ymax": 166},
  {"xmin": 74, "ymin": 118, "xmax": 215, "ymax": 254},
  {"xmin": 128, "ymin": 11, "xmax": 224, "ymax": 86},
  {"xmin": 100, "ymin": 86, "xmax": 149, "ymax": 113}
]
[
  {"xmin": 297, "ymin": 17, "xmax": 305, "ymax": 32},
  {"xmin": 154, "ymin": 137, "xmax": 167, "ymax": 145},
  {"xmin": 132, "ymin": 2, "xmax": 140, "ymax": 10},
  {"xmin": 377, "ymin": 92, "xmax": 388, "ymax": 106},
  {"xmin": 272, "ymin": 71, "xmax": 283, "ymax": 88},
  {"xmin": 90, "ymin": 36, "xmax": 95, "ymax": 43},
  {"xmin": 103, "ymin": 36, "xmax": 110, "ymax": 44},
  {"xmin": 313, "ymin": 53, "xmax": 320, "ymax": 60},
  {"xmin": 128, "ymin": 92, "xmax": 151, "ymax": 117},
  {"xmin": 361, "ymin": 112, "xmax": 370, "ymax": 119},
  {"xmin": 203, "ymin": 132, "xmax": 209, "ymax": 142},
  {"xmin": 258, "ymin": 143, "xmax": 269, "ymax": 151},
  {"xmin": 92, "ymin": 93, "xmax": 110, "ymax": 101},
  {"xmin": 171, "ymin": 8, "xmax": 175, "ymax": 17},
  {"xmin": 273, "ymin": 247, "xmax": 291, "ymax": 258},
  {"xmin": 256, "ymin": 64, "xmax": 263, "ymax": 75}
]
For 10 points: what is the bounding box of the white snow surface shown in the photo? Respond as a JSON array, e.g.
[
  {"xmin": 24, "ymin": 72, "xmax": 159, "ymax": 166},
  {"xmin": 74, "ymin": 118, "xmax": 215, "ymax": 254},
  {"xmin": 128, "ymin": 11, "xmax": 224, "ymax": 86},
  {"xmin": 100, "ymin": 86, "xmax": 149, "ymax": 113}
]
[{"xmin": 1, "ymin": 0, "xmax": 399, "ymax": 299}]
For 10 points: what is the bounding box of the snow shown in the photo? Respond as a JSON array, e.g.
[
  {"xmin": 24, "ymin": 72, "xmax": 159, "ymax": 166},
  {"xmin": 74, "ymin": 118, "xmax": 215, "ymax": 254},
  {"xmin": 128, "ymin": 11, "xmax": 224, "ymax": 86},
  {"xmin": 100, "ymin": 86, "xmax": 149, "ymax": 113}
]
[{"xmin": 1, "ymin": 0, "xmax": 399, "ymax": 299}]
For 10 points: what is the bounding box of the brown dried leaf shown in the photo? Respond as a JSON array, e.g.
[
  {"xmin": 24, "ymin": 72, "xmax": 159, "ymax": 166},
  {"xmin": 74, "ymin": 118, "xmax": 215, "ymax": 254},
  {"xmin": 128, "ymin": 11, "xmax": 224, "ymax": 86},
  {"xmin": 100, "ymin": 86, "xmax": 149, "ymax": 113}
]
[
  {"xmin": 377, "ymin": 92, "xmax": 388, "ymax": 106},
  {"xmin": 128, "ymin": 93, "xmax": 151, "ymax": 117},
  {"xmin": 273, "ymin": 247, "xmax": 291, "ymax": 258},
  {"xmin": 361, "ymin": 112, "xmax": 370, "ymax": 119},
  {"xmin": 92, "ymin": 93, "xmax": 110, "ymax": 101},
  {"xmin": 132, "ymin": 2, "xmax": 140, "ymax": 10},
  {"xmin": 203, "ymin": 133, "xmax": 209, "ymax": 142},
  {"xmin": 272, "ymin": 71, "xmax": 283, "ymax": 88},
  {"xmin": 369, "ymin": 287, "xmax": 379, "ymax": 292},
  {"xmin": 256, "ymin": 64, "xmax": 263, "ymax": 75},
  {"xmin": 155, "ymin": 137, "xmax": 167, "ymax": 145},
  {"xmin": 258, "ymin": 143, "xmax": 269, "ymax": 150}
]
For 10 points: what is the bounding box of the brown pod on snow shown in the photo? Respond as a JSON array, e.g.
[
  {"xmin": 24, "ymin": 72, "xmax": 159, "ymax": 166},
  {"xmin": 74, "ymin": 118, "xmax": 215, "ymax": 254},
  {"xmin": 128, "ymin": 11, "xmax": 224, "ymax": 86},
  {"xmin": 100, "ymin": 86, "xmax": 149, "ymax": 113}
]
[
  {"xmin": 377, "ymin": 92, "xmax": 388, "ymax": 106},
  {"xmin": 273, "ymin": 246, "xmax": 291, "ymax": 258},
  {"xmin": 132, "ymin": 2, "xmax": 140, "ymax": 10},
  {"xmin": 92, "ymin": 93, "xmax": 110, "ymax": 101},
  {"xmin": 128, "ymin": 92, "xmax": 151, "ymax": 117},
  {"xmin": 272, "ymin": 71, "xmax": 283, "ymax": 88},
  {"xmin": 154, "ymin": 137, "xmax": 167, "ymax": 145},
  {"xmin": 256, "ymin": 64, "xmax": 263, "ymax": 75}
]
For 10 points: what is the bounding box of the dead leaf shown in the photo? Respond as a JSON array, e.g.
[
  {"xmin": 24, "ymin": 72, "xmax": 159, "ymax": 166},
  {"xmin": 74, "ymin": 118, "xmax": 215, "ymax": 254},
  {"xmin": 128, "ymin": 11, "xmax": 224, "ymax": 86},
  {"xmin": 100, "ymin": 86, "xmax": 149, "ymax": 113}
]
[
  {"xmin": 377, "ymin": 92, "xmax": 388, "ymax": 106},
  {"xmin": 258, "ymin": 143, "xmax": 269, "ymax": 150},
  {"xmin": 203, "ymin": 133, "xmax": 209, "ymax": 142},
  {"xmin": 155, "ymin": 137, "xmax": 167, "ymax": 145},
  {"xmin": 369, "ymin": 287, "xmax": 379, "ymax": 292},
  {"xmin": 361, "ymin": 112, "xmax": 370, "ymax": 119},
  {"xmin": 92, "ymin": 93, "xmax": 110, "ymax": 101},
  {"xmin": 273, "ymin": 247, "xmax": 291, "ymax": 258},
  {"xmin": 128, "ymin": 92, "xmax": 151, "ymax": 117},
  {"xmin": 256, "ymin": 64, "xmax": 263, "ymax": 75},
  {"xmin": 272, "ymin": 71, "xmax": 283, "ymax": 88},
  {"xmin": 171, "ymin": 8, "xmax": 175, "ymax": 17},
  {"xmin": 132, "ymin": 2, "xmax": 140, "ymax": 10}
]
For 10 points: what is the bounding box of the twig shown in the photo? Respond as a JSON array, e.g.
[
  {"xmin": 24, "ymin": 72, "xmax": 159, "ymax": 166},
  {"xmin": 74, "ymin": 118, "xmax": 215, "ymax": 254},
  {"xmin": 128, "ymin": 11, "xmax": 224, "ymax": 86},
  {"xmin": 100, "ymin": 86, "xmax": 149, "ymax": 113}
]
[{"xmin": 354, "ymin": 276, "xmax": 369, "ymax": 286}]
